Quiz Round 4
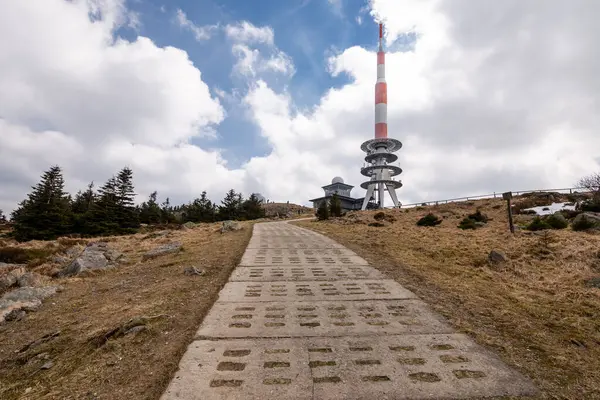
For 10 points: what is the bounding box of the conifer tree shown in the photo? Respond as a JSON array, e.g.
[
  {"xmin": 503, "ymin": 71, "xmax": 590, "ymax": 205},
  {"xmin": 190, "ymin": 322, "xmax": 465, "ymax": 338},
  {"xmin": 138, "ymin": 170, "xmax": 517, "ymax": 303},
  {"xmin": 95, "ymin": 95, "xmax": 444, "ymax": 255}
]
[
  {"xmin": 184, "ymin": 191, "xmax": 216, "ymax": 222},
  {"xmin": 329, "ymin": 193, "xmax": 342, "ymax": 217},
  {"xmin": 11, "ymin": 165, "xmax": 73, "ymax": 241},
  {"xmin": 115, "ymin": 167, "xmax": 139, "ymax": 231},
  {"xmin": 219, "ymin": 189, "xmax": 243, "ymax": 220},
  {"xmin": 139, "ymin": 191, "xmax": 162, "ymax": 224},
  {"xmin": 316, "ymin": 200, "xmax": 330, "ymax": 220},
  {"xmin": 161, "ymin": 197, "xmax": 176, "ymax": 223},
  {"xmin": 242, "ymin": 194, "xmax": 266, "ymax": 220},
  {"xmin": 0, "ymin": 209, "xmax": 7, "ymax": 223}
]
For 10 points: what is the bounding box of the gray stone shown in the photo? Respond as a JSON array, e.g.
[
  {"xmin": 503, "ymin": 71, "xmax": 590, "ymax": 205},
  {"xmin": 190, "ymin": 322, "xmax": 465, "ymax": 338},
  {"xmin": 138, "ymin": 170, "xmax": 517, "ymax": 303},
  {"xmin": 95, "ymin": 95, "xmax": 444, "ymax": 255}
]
[
  {"xmin": 51, "ymin": 255, "xmax": 70, "ymax": 265},
  {"xmin": 104, "ymin": 249, "xmax": 123, "ymax": 262},
  {"xmin": 0, "ymin": 267, "xmax": 26, "ymax": 291},
  {"xmin": 182, "ymin": 222, "xmax": 196, "ymax": 230},
  {"xmin": 5, "ymin": 309, "xmax": 26, "ymax": 322},
  {"xmin": 61, "ymin": 249, "xmax": 108, "ymax": 276},
  {"xmin": 40, "ymin": 361, "xmax": 54, "ymax": 370},
  {"xmin": 488, "ymin": 250, "xmax": 508, "ymax": 265},
  {"xmin": 17, "ymin": 272, "xmax": 46, "ymax": 288},
  {"xmin": 184, "ymin": 267, "xmax": 205, "ymax": 276},
  {"xmin": 0, "ymin": 286, "xmax": 61, "ymax": 323},
  {"xmin": 0, "ymin": 262, "xmax": 25, "ymax": 270},
  {"xmin": 584, "ymin": 277, "xmax": 600, "ymax": 289},
  {"xmin": 220, "ymin": 220, "xmax": 242, "ymax": 233},
  {"xmin": 142, "ymin": 242, "xmax": 182, "ymax": 260}
]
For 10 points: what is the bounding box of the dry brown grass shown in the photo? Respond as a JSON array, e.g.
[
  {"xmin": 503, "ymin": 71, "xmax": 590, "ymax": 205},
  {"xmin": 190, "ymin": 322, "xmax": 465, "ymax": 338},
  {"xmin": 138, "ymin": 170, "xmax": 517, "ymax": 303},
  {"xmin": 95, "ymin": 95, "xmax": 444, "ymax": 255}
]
[
  {"xmin": 0, "ymin": 222, "xmax": 253, "ymax": 400},
  {"xmin": 295, "ymin": 198, "xmax": 600, "ymax": 400}
]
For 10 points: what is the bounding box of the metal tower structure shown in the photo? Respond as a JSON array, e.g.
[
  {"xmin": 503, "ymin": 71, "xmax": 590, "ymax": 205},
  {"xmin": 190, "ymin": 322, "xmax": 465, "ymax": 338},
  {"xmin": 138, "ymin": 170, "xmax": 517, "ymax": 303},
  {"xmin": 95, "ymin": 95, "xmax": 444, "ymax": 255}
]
[{"xmin": 360, "ymin": 23, "xmax": 403, "ymax": 210}]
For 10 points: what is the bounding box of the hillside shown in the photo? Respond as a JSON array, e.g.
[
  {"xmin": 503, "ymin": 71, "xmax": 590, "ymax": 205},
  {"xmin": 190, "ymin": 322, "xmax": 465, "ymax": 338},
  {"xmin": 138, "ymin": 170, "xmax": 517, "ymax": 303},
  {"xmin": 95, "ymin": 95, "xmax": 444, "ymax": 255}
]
[
  {"xmin": 0, "ymin": 222, "xmax": 252, "ymax": 399},
  {"xmin": 262, "ymin": 202, "xmax": 313, "ymax": 218},
  {"xmin": 294, "ymin": 195, "xmax": 600, "ymax": 399}
]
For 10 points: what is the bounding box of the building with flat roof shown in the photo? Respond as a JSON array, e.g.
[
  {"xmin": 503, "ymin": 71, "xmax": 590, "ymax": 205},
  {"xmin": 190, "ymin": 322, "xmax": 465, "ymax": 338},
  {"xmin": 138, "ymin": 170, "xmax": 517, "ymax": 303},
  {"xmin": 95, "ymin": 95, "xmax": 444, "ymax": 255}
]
[{"xmin": 309, "ymin": 177, "xmax": 376, "ymax": 212}]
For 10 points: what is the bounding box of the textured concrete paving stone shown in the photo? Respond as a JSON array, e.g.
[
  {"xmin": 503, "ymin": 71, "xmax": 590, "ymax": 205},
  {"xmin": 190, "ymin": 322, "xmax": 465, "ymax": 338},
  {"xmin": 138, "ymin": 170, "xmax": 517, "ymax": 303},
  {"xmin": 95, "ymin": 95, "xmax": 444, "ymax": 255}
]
[
  {"xmin": 160, "ymin": 339, "xmax": 312, "ymax": 400},
  {"xmin": 242, "ymin": 248, "xmax": 359, "ymax": 257},
  {"xmin": 196, "ymin": 300, "xmax": 453, "ymax": 338},
  {"xmin": 246, "ymin": 239, "xmax": 346, "ymax": 249},
  {"xmin": 161, "ymin": 335, "xmax": 537, "ymax": 400},
  {"xmin": 240, "ymin": 252, "xmax": 368, "ymax": 267},
  {"xmin": 217, "ymin": 280, "xmax": 417, "ymax": 302},
  {"xmin": 230, "ymin": 265, "xmax": 386, "ymax": 282}
]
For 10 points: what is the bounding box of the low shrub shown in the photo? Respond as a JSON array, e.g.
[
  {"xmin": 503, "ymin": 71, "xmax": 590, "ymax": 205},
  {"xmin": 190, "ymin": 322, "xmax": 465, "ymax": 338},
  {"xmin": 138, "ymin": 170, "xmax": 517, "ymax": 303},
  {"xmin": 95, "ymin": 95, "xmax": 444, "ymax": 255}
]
[
  {"xmin": 458, "ymin": 217, "xmax": 477, "ymax": 230},
  {"xmin": 560, "ymin": 209, "xmax": 580, "ymax": 219},
  {"xmin": 545, "ymin": 213, "xmax": 568, "ymax": 229},
  {"xmin": 572, "ymin": 215, "xmax": 597, "ymax": 231},
  {"xmin": 368, "ymin": 222, "xmax": 385, "ymax": 227},
  {"xmin": 527, "ymin": 217, "xmax": 551, "ymax": 231},
  {"xmin": 579, "ymin": 201, "xmax": 600, "ymax": 212},
  {"xmin": 467, "ymin": 209, "xmax": 488, "ymax": 223},
  {"xmin": 373, "ymin": 211, "xmax": 386, "ymax": 221},
  {"xmin": 416, "ymin": 213, "xmax": 442, "ymax": 227}
]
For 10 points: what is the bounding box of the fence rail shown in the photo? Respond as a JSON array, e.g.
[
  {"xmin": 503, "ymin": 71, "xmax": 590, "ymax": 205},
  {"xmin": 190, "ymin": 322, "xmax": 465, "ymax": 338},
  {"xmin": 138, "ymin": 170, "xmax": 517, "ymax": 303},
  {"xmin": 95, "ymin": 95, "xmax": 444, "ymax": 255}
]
[{"xmin": 393, "ymin": 187, "xmax": 590, "ymax": 209}]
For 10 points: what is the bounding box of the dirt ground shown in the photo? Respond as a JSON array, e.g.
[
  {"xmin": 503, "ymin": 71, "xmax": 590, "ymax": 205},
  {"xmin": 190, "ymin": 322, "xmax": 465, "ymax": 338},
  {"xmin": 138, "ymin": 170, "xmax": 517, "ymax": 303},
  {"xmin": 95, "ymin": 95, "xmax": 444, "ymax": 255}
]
[
  {"xmin": 295, "ymin": 198, "xmax": 600, "ymax": 400},
  {"xmin": 0, "ymin": 222, "xmax": 253, "ymax": 400}
]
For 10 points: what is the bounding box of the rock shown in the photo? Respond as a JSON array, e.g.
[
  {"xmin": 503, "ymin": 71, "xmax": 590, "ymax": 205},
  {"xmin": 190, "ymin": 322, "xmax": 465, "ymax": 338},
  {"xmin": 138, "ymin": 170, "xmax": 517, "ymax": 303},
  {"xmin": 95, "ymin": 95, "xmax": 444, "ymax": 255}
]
[
  {"xmin": 368, "ymin": 222, "xmax": 387, "ymax": 227},
  {"xmin": 0, "ymin": 262, "xmax": 25, "ymax": 270},
  {"xmin": 183, "ymin": 267, "xmax": 205, "ymax": 276},
  {"xmin": 125, "ymin": 325, "xmax": 147, "ymax": 335},
  {"xmin": 488, "ymin": 250, "xmax": 508, "ymax": 264},
  {"xmin": 584, "ymin": 277, "xmax": 600, "ymax": 289},
  {"xmin": 0, "ymin": 267, "xmax": 26, "ymax": 291},
  {"xmin": 181, "ymin": 222, "xmax": 196, "ymax": 230},
  {"xmin": 104, "ymin": 249, "xmax": 123, "ymax": 262},
  {"xmin": 5, "ymin": 309, "xmax": 26, "ymax": 322},
  {"xmin": 65, "ymin": 245, "xmax": 84, "ymax": 258},
  {"xmin": 142, "ymin": 242, "xmax": 182, "ymax": 260},
  {"xmin": 61, "ymin": 249, "xmax": 108, "ymax": 276},
  {"xmin": 220, "ymin": 220, "xmax": 242, "ymax": 233},
  {"xmin": 17, "ymin": 272, "xmax": 46, "ymax": 288},
  {"xmin": 50, "ymin": 255, "xmax": 69, "ymax": 265},
  {"xmin": 40, "ymin": 361, "xmax": 54, "ymax": 370},
  {"xmin": 0, "ymin": 286, "xmax": 61, "ymax": 323}
]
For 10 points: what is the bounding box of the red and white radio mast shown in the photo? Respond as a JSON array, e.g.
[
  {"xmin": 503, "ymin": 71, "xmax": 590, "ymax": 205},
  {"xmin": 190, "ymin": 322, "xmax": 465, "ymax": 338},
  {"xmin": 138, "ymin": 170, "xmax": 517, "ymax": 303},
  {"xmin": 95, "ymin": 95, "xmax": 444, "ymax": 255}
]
[{"xmin": 360, "ymin": 23, "xmax": 403, "ymax": 210}]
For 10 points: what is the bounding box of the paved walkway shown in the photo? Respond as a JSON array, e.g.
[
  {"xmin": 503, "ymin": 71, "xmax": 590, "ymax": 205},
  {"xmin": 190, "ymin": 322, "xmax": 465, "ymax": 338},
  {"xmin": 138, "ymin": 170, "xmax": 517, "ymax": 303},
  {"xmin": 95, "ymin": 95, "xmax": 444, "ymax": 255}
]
[{"xmin": 161, "ymin": 222, "xmax": 537, "ymax": 399}]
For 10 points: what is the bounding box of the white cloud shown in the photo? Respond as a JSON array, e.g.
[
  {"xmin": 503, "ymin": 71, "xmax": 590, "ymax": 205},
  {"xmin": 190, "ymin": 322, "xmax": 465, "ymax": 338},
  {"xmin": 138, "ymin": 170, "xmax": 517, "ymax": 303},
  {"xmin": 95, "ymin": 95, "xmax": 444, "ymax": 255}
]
[
  {"xmin": 175, "ymin": 8, "xmax": 218, "ymax": 41},
  {"xmin": 225, "ymin": 21, "xmax": 274, "ymax": 45},
  {"xmin": 226, "ymin": 21, "xmax": 295, "ymax": 78},
  {"xmin": 328, "ymin": 0, "xmax": 344, "ymax": 16},
  {"xmin": 0, "ymin": 0, "xmax": 237, "ymax": 213}
]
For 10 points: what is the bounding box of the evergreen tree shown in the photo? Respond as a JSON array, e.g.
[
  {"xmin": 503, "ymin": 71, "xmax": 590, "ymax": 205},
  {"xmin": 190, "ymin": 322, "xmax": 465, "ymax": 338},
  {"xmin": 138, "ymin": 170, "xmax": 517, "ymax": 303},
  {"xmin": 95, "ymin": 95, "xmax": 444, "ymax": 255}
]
[
  {"xmin": 184, "ymin": 191, "xmax": 216, "ymax": 222},
  {"xmin": 316, "ymin": 200, "xmax": 330, "ymax": 220},
  {"xmin": 114, "ymin": 167, "xmax": 139, "ymax": 231},
  {"xmin": 0, "ymin": 209, "xmax": 7, "ymax": 223},
  {"xmin": 11, "ymin": 166, "xmax": 73, "ymax": 241},
  {"xmin": 329, "ymin": 194, "xmax": 342, "ymax": 217},
  {"xmin": 219, "ymin": 189, "xmax": 243, "ymax": 220},
  {"xmin": 72, "ymin": 182, "xmax": 96, "ymax": 214},
  {"xmin": 161, "ymin": 197, "xmax": 176, "ymax": 223},
  {"xmin": 242, "ymin": 194, "xmax": 266, "ymax": 220},
  {"xmin": 139, "ymin": 191, "xmax": 162, "ymax": 224},
  {"xmin": 86, "ymin": 176, "xmax": 120, "ymax": 235}
]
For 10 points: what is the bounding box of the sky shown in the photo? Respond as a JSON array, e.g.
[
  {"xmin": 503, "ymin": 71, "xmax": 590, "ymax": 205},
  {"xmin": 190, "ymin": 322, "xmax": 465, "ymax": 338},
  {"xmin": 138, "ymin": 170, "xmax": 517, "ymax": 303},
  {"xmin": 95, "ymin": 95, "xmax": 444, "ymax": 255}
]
[{"xmin": 1, "ymin": 0, "xmax": 599, "ymax": 214}]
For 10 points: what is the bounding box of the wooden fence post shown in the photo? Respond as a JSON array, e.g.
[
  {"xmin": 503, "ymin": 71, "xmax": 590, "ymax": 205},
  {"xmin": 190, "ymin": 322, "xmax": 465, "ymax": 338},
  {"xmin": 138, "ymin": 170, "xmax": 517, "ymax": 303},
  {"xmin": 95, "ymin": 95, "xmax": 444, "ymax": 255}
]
[{"xmin": 502, "ymin": 192, "xmax": 514, "ymax": 234}]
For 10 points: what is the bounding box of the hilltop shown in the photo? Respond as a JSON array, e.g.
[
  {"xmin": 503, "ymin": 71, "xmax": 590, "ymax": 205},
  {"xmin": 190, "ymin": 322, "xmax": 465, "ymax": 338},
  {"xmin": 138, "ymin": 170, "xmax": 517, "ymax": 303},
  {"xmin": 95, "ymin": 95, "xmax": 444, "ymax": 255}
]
[
  {"xmin": 294, "ymin": 193, "xmax": 600, "ymax": 399},
  {"xmin": 262, "ymin": 201, "xmax": 313, "ymax": 217}
]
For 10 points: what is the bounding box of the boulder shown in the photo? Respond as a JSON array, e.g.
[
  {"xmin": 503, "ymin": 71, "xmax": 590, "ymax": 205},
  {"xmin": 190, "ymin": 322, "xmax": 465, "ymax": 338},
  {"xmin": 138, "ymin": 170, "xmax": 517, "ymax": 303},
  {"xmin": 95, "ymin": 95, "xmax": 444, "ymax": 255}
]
[
  {"xmin": 142, "ymin": 242, "xmax": 182, "ymax": 260},
  {"xmin": 584, "ymin": 277, "xmax": 600, "ymax": 289},
  {"xmin": 60, "ymin": 249, "xmax": 108, "ymax": 277},
  {"xmin": 17, "ymin": 272, "xmax": 47, "ymax": 288},
  {"xmin": 184, "ymin": 266, "xmax": 205, "ymax": 276},
  {"xmin": 0, "ymin": 286, "xmax": 61, "ymax": 323},
  {"xmin": 488, "ymin": 250, "xmax": 508, "ymax": 264},
  {"xmin": 0, "ymin": 267, "xmax": 26, "ymax": 292},
  {"xmin": 103, "ymin": 249, "xmax": 123, "ymax": 262},
  {"xmin": 220, "ymin": 220, "xmax": 242, "ymax": 233},
  {"xmin": 181, "ymin": 222, "xmax": 196, "ymax": 230}
]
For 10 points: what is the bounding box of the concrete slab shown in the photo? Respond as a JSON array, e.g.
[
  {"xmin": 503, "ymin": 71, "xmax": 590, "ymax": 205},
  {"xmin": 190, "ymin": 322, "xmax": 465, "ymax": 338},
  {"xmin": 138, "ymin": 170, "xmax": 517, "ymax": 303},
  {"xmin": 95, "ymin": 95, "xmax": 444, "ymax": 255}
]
[
  {"xmin": 242, "ymin": 248, "xmax": 359, "ymax": 257},
  {"xmin": 161, "ymin": 335, "xmax": 537, "ymax": 400},
  {"xmin": 217, "ymin": 280, "xmax": 417, "ymax": 302},
  {"xmin": 240, "ymin": 252, "xmax": 368, "ymax": 267},
  {"xmin": 196, "ymin": 299, "xmax": 453, "ymax": 338},
  {"xmin": 230, "ymin": 265, "xmax": 386, "ymax": 282},
  {"xmin": 246, "ymin": 238, "xmax": 346, "ymax": 249}
]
